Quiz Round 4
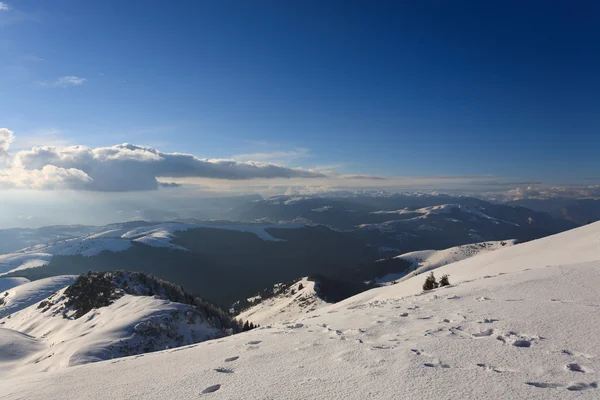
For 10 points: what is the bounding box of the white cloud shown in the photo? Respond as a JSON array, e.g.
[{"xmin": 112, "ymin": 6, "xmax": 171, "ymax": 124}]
[
  {"xmin": 0, "ymin": 2, "xmax": 8, "ymax": 11},
  {"xmin": 0, "ymin": 128, "xmax": 14, "ymax": 159},
  {"xmin": 0, "ymin": 140, "xmax": 325, "ymax": 192},
  {"xmin": 41, "ymin": 76, "xmax": 87, "ymax": 87},
  {"xmin": 504, "ymin": 185, "xmax": 600, "ymax": 200}
]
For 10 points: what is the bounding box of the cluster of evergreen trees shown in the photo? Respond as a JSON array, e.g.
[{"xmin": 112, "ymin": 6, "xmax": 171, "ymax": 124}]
[{"xmin": 422, "ymin": 272, "xmax": 450, "ymax": 291}]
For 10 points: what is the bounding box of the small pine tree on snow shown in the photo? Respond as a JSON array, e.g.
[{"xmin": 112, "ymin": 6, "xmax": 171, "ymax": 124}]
[
  {"xmin": 422, "ymin": 272, "xmax": 438, "ymax": 291},
  {"xmin": 298, "ymin": 283, "xmax": 304, "ymax": 291},
  {"xmin": 242, "ymin": 321, "xmax": 250, "ymax": 331},
  {"xmin": 439, "ymin": 274, "xmax": 450, "ymax": 287}
]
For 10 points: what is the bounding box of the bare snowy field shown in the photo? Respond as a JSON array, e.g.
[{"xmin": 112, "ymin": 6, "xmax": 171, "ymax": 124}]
[{"xmin": 1, "ymin": 222, "xmax": 600, "ymax": 399}]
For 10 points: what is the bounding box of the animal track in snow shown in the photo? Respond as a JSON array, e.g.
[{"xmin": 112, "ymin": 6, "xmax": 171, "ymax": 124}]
[{"xmin": 202, "ymin": 384, "xmax": 221, "ymax": 394}]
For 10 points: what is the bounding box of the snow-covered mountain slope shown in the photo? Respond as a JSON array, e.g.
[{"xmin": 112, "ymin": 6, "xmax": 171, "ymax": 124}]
[
  {"xmin": 3, "ymin": 223, "xmax": 600, "ymax": 399},
  {"xmin": 0, "ymin": 277, "xmax": 29, "ymax": 292},
  {"xmin": 0, "ymin": 272, "xmax": 239, "ymax": 378},
  {"xmin": 0, "ymin": 225, "xmax": 99, "ymax": 254},
  {"xmin": 376, "ymin": 239, "xmax": 518, "ymax": 284},
  {"xmin": 360, "ymin": 203, "xmax": 520, "ymax": 231},
  {"xmin": 236, "ymin": 278, "xmax": 328, "ymax": 326},
  {"xmin": 0, "ymin": 276, "xmax": 77, "ymax": 318},
  {"xmin": 0, "ymin": 222, "xmax": 304, "ymax": 275}
]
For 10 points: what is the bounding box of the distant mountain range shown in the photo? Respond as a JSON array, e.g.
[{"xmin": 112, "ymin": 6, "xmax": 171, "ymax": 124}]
[
  {"xmin": 0, "ymin": 194, "xmax": 580, "ymax": 307},
  {"xmin": 508, "ymin": 198, "xmax": 600, "ymax": 225}
]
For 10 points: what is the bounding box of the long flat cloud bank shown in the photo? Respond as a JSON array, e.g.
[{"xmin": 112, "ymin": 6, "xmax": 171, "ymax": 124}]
[{"xmin": 0, "ymin": 141, "xmax": 324, "ymax": 192}]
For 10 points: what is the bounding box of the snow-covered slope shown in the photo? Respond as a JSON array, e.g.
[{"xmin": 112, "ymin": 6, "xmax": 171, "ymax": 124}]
[
  {"xmin": 376, "ymin": 239, "xmax": 518, "ymax": 284},
  {"xmin": 0, "ymin": 272, "xmax": 237, "ymax": 378},
  {"xmin": 0, "ymin": 276, "xmax": 77, "ymax": 318},
  {"xmin": 237, "ymin": 278, "xmax": 328, "ymax": 326},
  {"xmin": 0, "ymin": 277, "xmax": 29, "ymax": 292},
  {"xmin": 3, "ymin": 223, "xmax": 600, "ymax": 399},
  {"xmin": 0, "ymin": 222, "xmax": 304, "ymax": 275},
  {"xmin": 361, "ymin": 203, "xmax": 520, "ymax": 231}
]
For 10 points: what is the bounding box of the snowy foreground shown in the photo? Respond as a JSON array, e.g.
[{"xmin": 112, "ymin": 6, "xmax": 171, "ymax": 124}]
[{"xmin": 3, "ymin": 222, "xmax": 600, "ymax": 399}]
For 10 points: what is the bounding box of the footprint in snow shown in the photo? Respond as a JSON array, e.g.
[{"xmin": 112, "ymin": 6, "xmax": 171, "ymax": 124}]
[
  {"xmin": 246, "ymin": 340, "xmax": 262, "ymax": 345},
  {"xmin": 567, "ymin": 382, "xmax": 598, "ymax": 391},
  {"xmin": 525, "ymin": 382, "xmax": 563, "ymax": 389},
  {"xmin": 560, "ymin": 350, "xmax": 595, "ymax": 359},
  {"xmin": 214, "ymin": 367, "xmax": 234, "ymax": 374},
  {"xmin": 202, "ymin": 384, "xmax": 221, "ymax": 394},
  {"xmin": 399, "ymin": 313, "xmax": 409, "ymax": 317},
  {"xmin": 423, "ymin": 361, "xmax": 450, "ymax": 368},
  {"xmin": 566, "ymin": 363, "xmax": 591, "ymax": 373},
  {"xmin": 526, "ymin": 381, "xmax": 598, "ymax": 391},
  {"xmin": 224, "ymin": 356, "xmax": 239, "ymax": 362},
  {"xmin": 471, "ymin": 328, "xmax": 495, "ymax": 338}
]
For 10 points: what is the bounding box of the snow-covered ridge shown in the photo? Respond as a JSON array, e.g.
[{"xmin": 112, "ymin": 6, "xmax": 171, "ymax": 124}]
[
  {"xmin": 0, "ymin": 271, "xmax": 239, "ymax": 377},
  {"xmin": 0, "ymin": 277, "xmax": 29, "ymax": 293},
  {"xmin": 236, "ymin": 278, "xmax": 328, "ymax": 326},
  {"xmin": 376, "ymin": 239, "xmax": 518, "ymax": 285},
  {"xmin": 0, "ymin": 222, "xmax": 305, "ymax": 276},
  {"xmin": 0, "ymin": 276, "xmax": 77, "ymax": 318},
  {"xmin": 363, "ymin": 204, "xmax": 520, "ymax": 229}
]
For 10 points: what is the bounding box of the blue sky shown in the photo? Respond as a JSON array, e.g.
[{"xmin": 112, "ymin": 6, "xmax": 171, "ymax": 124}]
[{"xmin": 1, "ymin": 0, "xmax": 599, "ymax": 199}]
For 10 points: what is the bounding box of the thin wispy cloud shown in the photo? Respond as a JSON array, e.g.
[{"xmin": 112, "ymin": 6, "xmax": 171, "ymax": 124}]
[
  {"xmin": 232, "ymin": 148, "xmax": 311, "ymax": 164},
  {"xmin": 341, "ymin": 174, "xmax": 387, "ymax": 181},
  {"xmin": 0, "ymin": 2, "xmax": 9, "ymax": 11},
  {"xmin": 40, "ymin": 76, "xmax": 87, "ymax": 87},
  {"xmin": 13, "ymin": 128, "xmax": 71, "ymax": 150}
]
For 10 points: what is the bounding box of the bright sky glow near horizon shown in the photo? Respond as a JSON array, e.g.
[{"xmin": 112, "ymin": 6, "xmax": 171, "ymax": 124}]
[{"xmin": 1, "ymin": 0, "xmax": 599, "ymax": 227}]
